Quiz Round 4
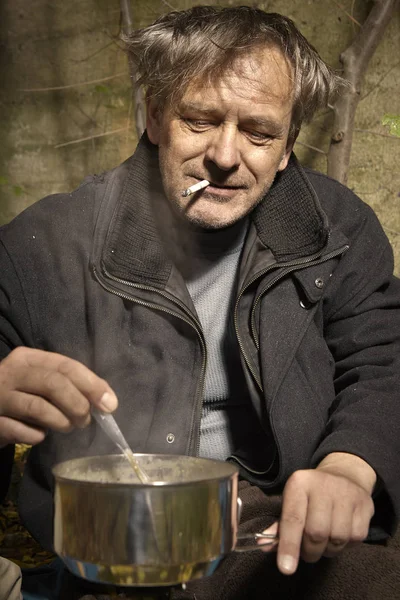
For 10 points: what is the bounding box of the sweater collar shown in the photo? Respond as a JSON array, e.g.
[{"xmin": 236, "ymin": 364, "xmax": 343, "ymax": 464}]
[{"xmin": 102, "ymin": 133, "xmax": 329, "ymax": 287}]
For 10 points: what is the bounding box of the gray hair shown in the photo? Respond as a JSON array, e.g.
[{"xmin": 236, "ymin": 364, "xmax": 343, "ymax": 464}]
[{"xmin": 123, "ymin": 5, "xmax": 344, "ymax": 136}]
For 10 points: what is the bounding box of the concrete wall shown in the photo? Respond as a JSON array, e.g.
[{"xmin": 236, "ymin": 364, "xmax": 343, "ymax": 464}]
[{"xmin": 1, "ymin": 0, "xmax": 399, "ymax": 271}]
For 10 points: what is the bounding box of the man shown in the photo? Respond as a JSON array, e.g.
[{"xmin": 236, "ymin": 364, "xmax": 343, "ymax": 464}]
[{"xmin": 0, "ymin": 5, "xmax": 399, "ymax": 599}]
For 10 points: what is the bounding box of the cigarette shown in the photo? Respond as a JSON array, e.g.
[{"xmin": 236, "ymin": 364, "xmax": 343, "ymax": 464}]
[{"xmin": 181, "ymin": 179, "xmax": 210, "ymax": 197}]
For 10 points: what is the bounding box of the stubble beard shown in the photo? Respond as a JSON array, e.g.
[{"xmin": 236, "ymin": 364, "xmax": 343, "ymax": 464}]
[{"xmin": 158, "ymin": 150, "xmax": 278, "ymax": 230}]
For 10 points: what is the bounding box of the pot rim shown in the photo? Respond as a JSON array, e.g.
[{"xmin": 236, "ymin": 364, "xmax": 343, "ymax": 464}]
[{"xmin": 52, "ymin": 453, "xmax": 239, "ymax": 488}]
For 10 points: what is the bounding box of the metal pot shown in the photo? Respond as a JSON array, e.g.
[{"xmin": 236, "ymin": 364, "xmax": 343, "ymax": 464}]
[{"xmin": 53, "ymin": 454, "xmax": 244, "ymax": 587}]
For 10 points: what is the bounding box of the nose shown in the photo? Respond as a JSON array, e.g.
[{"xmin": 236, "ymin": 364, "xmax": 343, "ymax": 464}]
[{"xmin": 205, "ymin": 125, "xmax": 240, "ymax": 171}]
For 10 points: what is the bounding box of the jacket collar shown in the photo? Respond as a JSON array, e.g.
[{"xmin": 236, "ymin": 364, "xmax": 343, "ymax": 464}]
[
  {"xmin": 253, "ymin": 155, "xmax": 329, "ymax": 260},
  {"xmin": 101, "ymin": 133, "xmax": 330, "ymax": 288}
]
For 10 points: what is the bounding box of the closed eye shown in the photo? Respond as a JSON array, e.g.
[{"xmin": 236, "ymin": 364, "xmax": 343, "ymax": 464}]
[
  {"xmin": 183, "ymin": 118, "xmax": 215, "ymax": 131},
  {"xmin": 243, "ymin": 130, "xmax": 274, "ymax": 145}
]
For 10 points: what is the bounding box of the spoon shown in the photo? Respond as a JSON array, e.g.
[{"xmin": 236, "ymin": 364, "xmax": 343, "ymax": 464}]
[
  {"xmin": 91, "ymin": 407, "xmax": 150, "ymax": 484},
  {"xmin": 91, "ymin": 408, "xmax": 164, "ymax": 559}
]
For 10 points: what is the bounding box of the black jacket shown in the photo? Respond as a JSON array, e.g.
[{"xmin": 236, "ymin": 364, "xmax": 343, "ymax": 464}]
[{"xmin": 1, "ymin": 134, "xmax": 400, "ymax": 550}]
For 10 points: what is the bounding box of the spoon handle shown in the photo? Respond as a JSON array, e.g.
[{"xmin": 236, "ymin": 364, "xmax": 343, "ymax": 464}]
[{"xmin": 91, "ymin": 407, "xmax": 150, "ymax": 483}]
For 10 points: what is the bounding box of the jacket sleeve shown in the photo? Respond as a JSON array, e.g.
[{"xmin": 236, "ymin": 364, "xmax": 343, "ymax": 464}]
[
  {"xmin": 0, "ymin": 237, "xmax": 34, "ymax": 502},
  {"xmin": 311, "ymin": 205, "xmax": 400, "ymax": 534}
]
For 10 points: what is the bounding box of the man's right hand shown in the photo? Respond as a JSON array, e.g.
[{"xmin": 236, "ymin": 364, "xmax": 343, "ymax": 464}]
[{"xmin": 0, "ymin": 347, "xmax": 118, "ymax": 447}]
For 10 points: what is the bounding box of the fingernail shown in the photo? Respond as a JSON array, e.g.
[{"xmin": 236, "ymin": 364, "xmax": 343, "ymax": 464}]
[
  {"xmin": 99, "ymin": 392, "xmax": 117, "ymax": 413},
  {"xmin": 279, "ymin": 555, "xmax": 296, "ymax": 574}
]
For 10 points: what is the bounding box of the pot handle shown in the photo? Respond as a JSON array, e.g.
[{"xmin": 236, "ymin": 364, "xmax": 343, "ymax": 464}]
[
  {"xmin": 234, "ymin": 531, "xmax": 278, "ymax": 552},
  {"xmin": 234, "ymin": 497, "xmax": 278, "ymax": 553}
]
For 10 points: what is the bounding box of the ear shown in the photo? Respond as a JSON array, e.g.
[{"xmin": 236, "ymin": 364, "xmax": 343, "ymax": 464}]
[
  {"xmin": 277, "ymin": 130, "xmax": 299, "ymax": 172},
  {"xmin": 146, "ymin": 96, "xmax": 161, "ymax": 145}
]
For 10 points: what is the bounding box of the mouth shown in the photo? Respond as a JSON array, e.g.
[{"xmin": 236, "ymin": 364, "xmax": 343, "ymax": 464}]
[
  {"xmin": 208, "ymin": 182, "xmax": 241, "ymax": 190},
  {"xmin": 204, "ymin": 182, "xmax": 244, "ymax": 199},
  {"xmin": 189, "ymin": 177, "xmax": 245, "ymax": 198}
]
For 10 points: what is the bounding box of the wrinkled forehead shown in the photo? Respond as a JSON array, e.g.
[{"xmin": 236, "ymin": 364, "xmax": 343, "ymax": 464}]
[
  {"xmin": 166, "ymin": 45, "xmax": 295, "ymax": 112},
  {"xmin": 226, "ymin": 46, "xmax": 294, "ymax": 98},
  {"xmin": 177, "ymin": 48, "xmax": 295, "ymax": 125}
]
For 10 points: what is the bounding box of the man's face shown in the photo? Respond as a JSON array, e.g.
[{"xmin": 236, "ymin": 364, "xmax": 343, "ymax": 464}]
[{"xmin": 146, "ymin": 47, "xmax": 296, "ymax": 229}]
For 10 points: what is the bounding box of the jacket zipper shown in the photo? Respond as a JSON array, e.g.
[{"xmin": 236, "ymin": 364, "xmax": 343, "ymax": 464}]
[
  {"xmin": 234, "ymin": 244, "xmax": 349, "ymax": 391},
  {"xmin": 230, "ymin": 243, "xmax": 349, "ymax": 480},
  {"xmin": 93, "ymin": 244, "xmax": 347, "ymax": 458},
  {"xmin": 92, "ymin": 264, "xmax": 207, "ymax": 456}
]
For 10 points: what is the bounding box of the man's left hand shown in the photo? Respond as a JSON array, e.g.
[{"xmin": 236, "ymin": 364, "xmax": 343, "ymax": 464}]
[{"xmin": 259, "ymin": 452, "xmax": 376, "ymax": 575}]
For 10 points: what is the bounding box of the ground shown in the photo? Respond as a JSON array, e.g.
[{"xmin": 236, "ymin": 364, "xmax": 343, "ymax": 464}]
[{"xmin": 0, "ymin": 445, "xmax": 55, "ymax": 568}]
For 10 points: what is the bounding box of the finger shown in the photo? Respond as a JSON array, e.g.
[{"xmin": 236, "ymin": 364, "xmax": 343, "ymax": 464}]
[
  {"xmin": 277, "ymin": 473, "xmax": 309, "ymax": 575},
  {"xmin": 301, "ymin": 490, "xmax": 333, "ymax": 563},
  {"xmin": 351, "ymin": 499, "xmax": 374, "ymax": 543},
  {"xmin": 257, "ymin": 521, "xmax": 279, "ymax": 553},
  {"xmin": 42, "ymin": 354, "xmax": 117, "ymax": 412},
  {"xmin": 322, "ymin": 502, "xmax": 353, "ymax": 557},
  {"xmin": 1, "ymin": 390, "xmax": 75, "ymax": 432},
  {"xmin": 5, "ymin": 348, "xmax": 117, "ymax": 412},
  {"xmin": 2, "ymin": 366, "xmax": 92, "ymax": 428},
  {"xmin": 0, "ymin": 415, "xmax": 46, "ymax": 446},
  {"xmin": 24, "ymin": 349, "xmax": 117, "ymax": 410}
]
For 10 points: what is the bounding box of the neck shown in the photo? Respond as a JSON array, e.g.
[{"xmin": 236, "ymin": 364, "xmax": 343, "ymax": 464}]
[{"xmin": 153, "ymin": 193, "xmax": 248, "ymax": 278}]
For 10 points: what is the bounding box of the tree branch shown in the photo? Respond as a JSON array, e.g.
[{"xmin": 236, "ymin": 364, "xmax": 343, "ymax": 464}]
[
  {"xmin": 54, "ymin": 128, "xmax": 126, "ymax": 149},
  {"xmin": 295, "ymin": 140, "xmax": 327, "ymax": 155},
  {"xmin": 161, "ymin": 0, "xmax": 178, "ymax": 9},
  {"xmin": 384, "ymin": 227, "xmax": 400, "ymax": 237},
  {"xmin": 327, "ymin": 0, "xmax": 398, "ymax": 184},
  {"xmin": 354, "ymin": 127, "xmax": 400, "ymax": 139},
  {"xmin": 120, "ymin": 0, "xmax": 133, "ymax": 34},
  {"xmin": 120, "ymin": 0, "xmax": 146, "ymax": 140},
  {"xmin": 19, "ymin": 72, "xmax": 126, "ymax": 92},
  {"xmin": 360, "ymin": 59, "xmax": 400, "ymax": 102},
  {"xmin": 331, "ymin": 1, "xmax": 362, "ymax": 27}
]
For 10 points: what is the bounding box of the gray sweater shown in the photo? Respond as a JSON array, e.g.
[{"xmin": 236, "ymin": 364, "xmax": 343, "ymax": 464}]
[{"xmin": 184, "ymin": 221, "xmax": 261, "ymax": 460}]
